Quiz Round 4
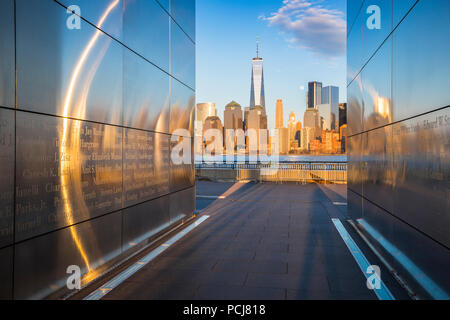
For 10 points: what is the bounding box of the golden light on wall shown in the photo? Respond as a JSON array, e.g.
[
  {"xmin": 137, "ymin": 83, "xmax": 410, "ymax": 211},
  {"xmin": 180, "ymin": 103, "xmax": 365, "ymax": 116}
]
[{"xmin": 59, "ymin": 0, "xmax": 120, "ymax": 282}]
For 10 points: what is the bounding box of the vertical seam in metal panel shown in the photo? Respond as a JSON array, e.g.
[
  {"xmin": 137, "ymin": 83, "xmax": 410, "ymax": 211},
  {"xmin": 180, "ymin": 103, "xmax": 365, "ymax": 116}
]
[
  {"xmin": 121, "ymin": 127, "xmax": 124, "ymax": 253},
  {"xmin": 390, "ymin": 0, "xmax": 394, "ymax": 219},
  {"xmin": 121, "ymin": 0, "xmax": 125, "ymax": 251},
  {"xmin": 154, "ymin": 0, "xmax": 195, "ymax": 45},
  {"xmin": 168, "ymin": 0, "xmax": 172, "ymax": 202},
  {"xmin": 121, "ymin": 0, "xmax": 125, "ymax": 252},
  {"xmin": 12, "ymin": 0, "xmax": 17, "ymax": 300}
]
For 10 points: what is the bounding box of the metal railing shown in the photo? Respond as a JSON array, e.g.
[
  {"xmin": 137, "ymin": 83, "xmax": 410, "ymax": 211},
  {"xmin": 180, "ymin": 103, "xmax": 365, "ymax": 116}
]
[{"xmin": 195, "ymin": 161, "xmax": 347, "ymax": 184}]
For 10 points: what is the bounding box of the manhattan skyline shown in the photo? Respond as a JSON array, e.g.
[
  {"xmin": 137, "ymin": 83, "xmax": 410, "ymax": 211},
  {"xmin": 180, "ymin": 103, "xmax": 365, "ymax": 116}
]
[{"xmin": 196, "ymin": 0, "xmax": 347, "ymax": 130}]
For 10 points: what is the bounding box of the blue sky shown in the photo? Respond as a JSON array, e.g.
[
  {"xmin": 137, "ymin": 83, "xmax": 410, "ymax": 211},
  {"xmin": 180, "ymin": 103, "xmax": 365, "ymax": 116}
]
[{"xmin": 196, "ymin": 0, "xmax": 347, "ymax": 129}]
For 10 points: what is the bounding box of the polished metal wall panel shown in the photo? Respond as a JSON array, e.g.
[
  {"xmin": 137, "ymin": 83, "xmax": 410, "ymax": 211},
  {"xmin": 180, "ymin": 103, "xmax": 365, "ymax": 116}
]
[
  {"xmin": 347, "ymin": 189, "xmax": 363, "ymax": 220},
  {"xmin": 123, "ymin": 0, "xmax": 170, "ymax": 72},
  {"xmin": 170, "ymin": 79, "xmax": 195, "ymax": 136},
  {"xmin": 393, "ymin": 0, "xmax": 418, "ymax": 27},
  {"xmin": 347, "ymin": 11, "xmax": 363, "ymax": 85},
  {"xmin": 360, "ymin": 131, "xmax": 369, "ymax": 198},
  {"xmin": 14, "ymin": 211, "xmax": 122, "ymax": 299},
  {"xmin": 57, "ymin": 0, "xmax": 123, "ymax": 40},
  {"xmin": 390, "ymin": 203, "xmax": 450, "ymax": 299},
  {"xmin": 170, "ymin": 20, "xmax": 195, "ymax": 89},
  {"xmin": 362, "ymin": 196, "xmax": 450, "ymax": 299},
  {"xmin": 169, "ymin": 187, "xmax": 195, "ymax": 223},
  {"xmin": 158, "ymin": 0, "xmax": 169, "ymax": 12},
  {"xmin": 123, "ymin": 50, "xmax": 170, "ymax": 132},
  {"xmin": 0, "ymin": 246, "xmax": 13, "ymax": 299},
  {"xmin": 361, "ymin": 39, "xmax": 392, "ymax": 132},
  {"xmin": 347, "ymin": 134, "xmax": 363, "ymax": 196},
  {"xmin": 122, "ymin": 196, "xmax": 170, "ymax": 251},
  {"xmin": 15, "ymin": 112, "xmax": 123, "ymax": 242},
  {"xmin": 347, "ymin": 75, "xmax": 364, "ymax": 136},
  {"xmin": 348, "ymin": 0, "xmax": 450, "ymax": 299},
  {"xmin": 16, "ymin": 0, "xmax": 123, "ymax": 126},
  {"xmin": 170, "ymin": 136, "xmax": 195, "ymax": 193},
  {"xmin": 361, "ymin": 0, "xmax": 392, "ymax": 64},
  {"xmin": 392, "ymin": 0, "xmax": 450, "ymax": 123},
  {"xmin": 170, "ymin": 0, "xmax": 196, "ymax": 42},
  {"xmin": 391, "ymin": 108, "xmax": 450, "ymax": 248},
  {"xmin": 0, "ymin": 0, "xmax": 14, "ymax": 108},
  {"xmin": 123, "ymin": 129, "xmax": 169, "ymax": 207},
  {"xmin": 361, "ymin": 198, "xmax": 395, "ymax": 247},
  {"xmin": 347, "ymin": 0, "xmax": 364, "ymax": 34},
  {"xmin": 4, "ymin": 0, "xmax": 195, "ymax": 299},
  {"xmin": 362, "ymin": 126, "xmax": 394, "ymax": 215},
  {"xmin": 0, "ymin": 109, "xmax": 14, "ymax": 248}
]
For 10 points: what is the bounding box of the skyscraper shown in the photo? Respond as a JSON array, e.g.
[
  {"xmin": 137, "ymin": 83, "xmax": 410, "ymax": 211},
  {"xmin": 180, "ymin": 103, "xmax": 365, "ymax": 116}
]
[
  {"xmin": 339, "ymin": 103, "xmax": 347, "ymax": 129},
  {"xmin": 322, "ymin": 86, "xmax": 339, "ymax": 130},
  {"xmin": 196, "ymin": 102, "xmax": 217, "ymax": 125},
  {"xmin": 303, "ymin": 108, "xmax": 320, "ymax": 129},
  {"xmin": 250, "ymin": 37, "xmax": 265, "ymax": 112},
  {"xmin": 224, "ymin": 101, "xmax": 243, "ymax": 150},
  {"xmin": 275, "ymin": 99, "xmax": 283, "ymax": 128},
  {"xmin": 307, "ymin": 81, "xmax": 322, "ymax": 109},
  {"xmin": 288, "ymin": 111, "xmax": 296, "ymax": 144},
  {"xmin": 223, "ymin": 101, "xmax": 243, "ymax": 131},
  {"xmin": 318, "ymin": 103, "xmax": 332, "ymax": 130}
]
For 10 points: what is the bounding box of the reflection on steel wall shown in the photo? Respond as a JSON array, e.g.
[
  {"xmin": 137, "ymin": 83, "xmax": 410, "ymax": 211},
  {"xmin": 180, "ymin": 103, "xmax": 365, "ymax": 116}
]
[
  {"xmin": 347, "ymin": 0, "xmax": 449, "ymax": 299},
  {"xmin": 0, "ymin": 0, "xmax": 195, "ymax": 299}
]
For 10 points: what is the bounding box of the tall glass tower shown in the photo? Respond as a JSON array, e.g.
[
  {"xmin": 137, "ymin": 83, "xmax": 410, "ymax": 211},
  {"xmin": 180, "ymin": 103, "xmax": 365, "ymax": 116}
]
[{"xmin": 250, "ymin": 37, "xmax": 266, "ymax": 113}]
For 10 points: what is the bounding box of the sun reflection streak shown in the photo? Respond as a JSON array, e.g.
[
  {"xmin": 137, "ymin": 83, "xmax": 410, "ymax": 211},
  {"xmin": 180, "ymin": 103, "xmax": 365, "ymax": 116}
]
[{"xmin": 59, "ymin": 0, "xmax": 120, "ymax": 276}]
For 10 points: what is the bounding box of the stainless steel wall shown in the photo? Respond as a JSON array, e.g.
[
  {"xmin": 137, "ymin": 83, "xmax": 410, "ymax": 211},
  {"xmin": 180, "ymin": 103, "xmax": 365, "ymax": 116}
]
[
  {"xmin": 0, "ymin": 0, "xmax": 195, "ymax": 299},
  {"xmin": 347, "ymin": 0, "xmax": 449, "ymax": 299}
]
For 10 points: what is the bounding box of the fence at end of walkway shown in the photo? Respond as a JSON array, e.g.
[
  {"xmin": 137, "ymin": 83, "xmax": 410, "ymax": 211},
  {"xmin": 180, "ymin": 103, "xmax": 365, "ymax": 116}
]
[{"xmin": 195, "ymin": 162, "xmax": 347, "ymax": 184}]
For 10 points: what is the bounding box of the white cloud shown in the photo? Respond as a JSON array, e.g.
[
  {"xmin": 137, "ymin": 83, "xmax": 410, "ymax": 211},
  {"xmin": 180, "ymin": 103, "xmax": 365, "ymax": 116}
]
[{"xmin": 261, "ymin": 0, "xmax": 346, "ymax": 57}]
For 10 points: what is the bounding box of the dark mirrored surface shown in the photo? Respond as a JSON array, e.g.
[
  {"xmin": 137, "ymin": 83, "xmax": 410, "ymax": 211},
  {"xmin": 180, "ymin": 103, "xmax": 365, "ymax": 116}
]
[
  {"xmin": 17, "ymin": 0, "xmax": 123, "ymax": 126},
  {"xmin": 362, "ymin": 39, "xmax": 392, "ymax": 131},
  {"xmin": 347, "ymin": 189, "xmax": 362, "ymax": 220},
  {"xmin": 170, "ymin": 20, "xmax": 195, "ymax": 89},
  {"xmin": 123, "ymin": 50, "xmax": 170, "ymax": 132},
  {"xmin": 390, "ymin": 202, "xmax": 450, "ymax": 298},
  {"xmin": 0, "ymin": 246, "xmax": 13, "ymax": 299},
  {"xmin": 16, "ymin": 112, "xmax": 123, "ymax": 241},
  {"xmin": 0, "ymin": 0, "xmax": 14, "ymax": 108},
  {"xmin": 123, "ymin": 0, "xmax": 170, "ymax": 71},
  {"xmin": 393, "ymin": 0, "xmax": 450, "ymax": 122},
  {"xmin": 169, "ymin": 187, "xmax": 195, "ymax": 223},
  {"xmin": 122, "ymin": 196, "xmax": 170, "ymax": 251},
  {"xmin": 123, "ymin": 130, "xmax": 169, "ymax": 207},
  {"xmin": 392, "ymin": 109, "xmax": 450, "ymax": 248},
  {"xmin": 14, "ymin": 211, "xmax": 122, "ymax": 299},
  {"xmin": 0, "ymin": 109, "xmax": 14, "ymax": 248}
]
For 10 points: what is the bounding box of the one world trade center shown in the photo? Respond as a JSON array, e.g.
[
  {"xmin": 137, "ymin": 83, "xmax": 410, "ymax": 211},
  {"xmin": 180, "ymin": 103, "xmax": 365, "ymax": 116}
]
[{"xmin": 250, "ymin": 37, "xmax": 266, "ymax": 113}]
